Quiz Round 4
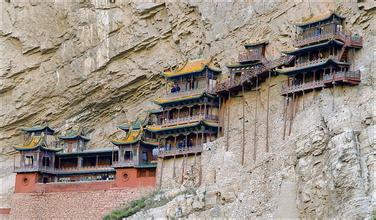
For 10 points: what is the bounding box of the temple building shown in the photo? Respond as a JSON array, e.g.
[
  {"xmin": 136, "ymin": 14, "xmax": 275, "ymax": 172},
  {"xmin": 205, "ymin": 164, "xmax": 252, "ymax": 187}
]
[
  {"xmin": 278, "ymin": 12, "xmax": 363, "ymax": 96},
  {"xmin": 147, "ymin": 59, "xmax": 221, "ymax": 158},
  {"xmin": 14, "ymin": 125, "xmax": 62, "ymax": 188},
  {"xmin": 13, "ymin": 123, "xmax": 156, "ymax": 193},
  {"xmin": 111, "ymin": 117, "xmax": 158, "ymax": 186},
  {"xmin": 216, "ymin": 41, "xmax": 293, "ymax": 94}
]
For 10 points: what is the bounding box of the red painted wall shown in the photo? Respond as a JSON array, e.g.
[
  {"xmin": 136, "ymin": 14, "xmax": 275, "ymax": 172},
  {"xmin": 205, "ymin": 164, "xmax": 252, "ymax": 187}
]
[
  {"xmin": 15, "ymin": 168, "xmax": 156, "ymax": 193},
  {"xmin": 15, "ymin": 173, "xmax": 38, "ymax": 193},
  {"xmin": 115, "ymin": 168, "xmax": 156, "ymax": 188},
  {"xmin": 0, "ymin": 208, "xmax": 11, "ymax": 215}
]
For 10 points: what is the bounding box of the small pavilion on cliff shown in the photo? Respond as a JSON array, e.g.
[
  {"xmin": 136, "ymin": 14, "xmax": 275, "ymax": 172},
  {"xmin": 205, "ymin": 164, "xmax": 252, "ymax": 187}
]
[{"xmin": 278, "ymin": 12, "xmax": 363, "ymax": 96}]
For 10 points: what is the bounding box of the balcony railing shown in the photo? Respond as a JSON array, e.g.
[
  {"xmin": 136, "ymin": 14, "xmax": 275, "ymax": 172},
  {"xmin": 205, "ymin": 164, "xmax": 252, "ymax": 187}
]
[
  {"xmin": 238, "ymin": 51, "xmax": 262, "ymax": 63},
  {"xmin": 157, "ymin": 145, "xmax": 203, "ymax": 158},
  {"xmin": 281, "ymin": 80, "xmax": 325, "ymax": 95},
  {"xmin": 216, "ymin": 55, "xmax": 295, "ymax": 93},
  {"xmin": 295, "ymin": 56, "xmax": 336, "ymax": 68},
  {"xmin": 295, "ymin": 30, "xmax": 363, "ymax": 48},
  {"xmin": 14, "ymin": 165, "xmax": 114, "ymax": 174},
  {"xmin": 111, "ymin": 160, "xmax": 135, "ymax": 168},
  {"xmin": 160, "ymin": 114, "xmax": 218, "ymax": 127},
  {"xmin": 323, "ymin": 70, "xmax": 361, "ymax": 83},
  {"xmin": 56, "ymin": 165, "xmax": 114, "ymax": 173}
]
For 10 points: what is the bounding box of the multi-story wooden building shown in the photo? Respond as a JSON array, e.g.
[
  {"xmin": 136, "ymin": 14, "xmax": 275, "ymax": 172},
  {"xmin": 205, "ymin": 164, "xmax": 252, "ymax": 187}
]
[
  {"xmin": 147, "ymin": 59, "xmax": 221, "ymax": 158},
  {"xmin": 278, "ymin": 12, "xmax": 363, "ymax": 95},
  {"xmin": 111, "ymin": 117, "xmax": 158, "ymax": 186}
]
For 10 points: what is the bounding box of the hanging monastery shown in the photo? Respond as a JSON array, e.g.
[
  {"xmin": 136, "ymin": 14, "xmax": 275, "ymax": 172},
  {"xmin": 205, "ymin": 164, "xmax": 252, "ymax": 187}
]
[{"xmin": 12, "ymin": 12, "xmax": 363, "ymax": 199}]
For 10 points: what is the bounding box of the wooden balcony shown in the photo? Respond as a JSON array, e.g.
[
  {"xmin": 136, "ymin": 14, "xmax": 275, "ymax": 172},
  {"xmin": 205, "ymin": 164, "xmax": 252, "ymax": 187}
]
[
  {"xmin": 216, "ymin": 55, "xmax": 294, "ymax": 93},
  {"xmin": 295, "ymin": 57, "xmax": 335, "ymax": 68},
  {"xmin": 281, "ymin": 80, "xmax": 325, "ymax": 95},
  {"xmin": 157, "ymin": 145, "xmax": 203, "ymax": 158},
  {"xmin": 238, "ymin": 51, "xmax": 262, "ymax": 63},
  {"xmin": 55, "ymin": 165, "xmax": 114, "ymax": 174},
  {"xmin": 14, "ymin": 165, "xmax": 114, "ymax": 174},
  {"xmin": 163, "ymin": 88, "xmax": 206, "ymax": 99},
  {"xmin": 111, "ymin": 160, "xmax": 135, "ymax": 168},
  {"xmin": 294, "ymin": 30, "xmax": 363, "ymax": 48},
  {"xmin": 160, "ymin": 114, "xmax": 218, "ymax": 127},
  {"xmin": 323, "ymin": 70, "xmax": 361, "ymax": 85}
]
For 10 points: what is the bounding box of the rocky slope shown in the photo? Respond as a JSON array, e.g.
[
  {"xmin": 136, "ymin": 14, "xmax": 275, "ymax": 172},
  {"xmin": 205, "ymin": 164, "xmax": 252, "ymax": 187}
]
[{"xmin": 0, "ymin": 0, "xmax": 375, "ymax": 217}]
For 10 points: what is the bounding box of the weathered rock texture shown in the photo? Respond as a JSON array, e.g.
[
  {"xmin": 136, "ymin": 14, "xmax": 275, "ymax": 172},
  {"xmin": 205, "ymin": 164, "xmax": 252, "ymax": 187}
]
[{"xmin": 0, "ymin": 0, "xmax": 375, "ymax": 218}]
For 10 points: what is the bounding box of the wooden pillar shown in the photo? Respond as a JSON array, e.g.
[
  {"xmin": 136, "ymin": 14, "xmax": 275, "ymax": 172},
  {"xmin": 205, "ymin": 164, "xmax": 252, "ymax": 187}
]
[
  {"xmin": 185, "ymin": 135, "xmax": 188, "ymax": 148},
  {"xmin": 241, "ymin": 85, "xmax": 245, "ymax": 165},
  {"xmin": 204, "ymin": 102, "xmax": 207, "ymax": 117},
  {"xmin": 96, "ymin": 155, "xmax": 98, "ymax": 167},
  {"xmin": 302, "ymin": 72, "xmax": 305, "ymax": 110},
  {"xmin": 218, "ymin": 97, "xmax": 221, "ymax": 136},
  {"xmin": 253, "ymin": 78, "xmax": 259, "ymax": 162},
  {"xmin": 283, "ymin": 96, "xmax": 289, "ymax": 140},
  {"xmin": 159, "ymin": 159, "xmax": 164, "ymax": 189},
  {"xmin": 266, "ymin": 71, "xmax": 271, "ymax": 153},
  {"xmin": 289, "ymin": 93, "xmax": 296, "ymax": 136},
  {"xmin": 58, "ymin": 157, "xmax": 61, "ymax": 169},
  {"xmin": 226, "ymin": 91, "xmax": 231, "ymax": 151},
  {"xmin": 196, "ymin": 132, "xmax": 199, "ymax": 146}
]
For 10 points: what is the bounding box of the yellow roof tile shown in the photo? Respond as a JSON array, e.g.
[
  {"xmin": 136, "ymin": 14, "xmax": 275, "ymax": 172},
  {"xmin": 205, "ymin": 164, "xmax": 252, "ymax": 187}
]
[
  {"xmin": 16, "ymin": 137, "xmax": 42, "ymax": 149},
  {"xmin": 112, "ymin": 129, "xmax": 142, "ymax": 145},
  {"xmin": 296, "ymin": 12, "xmax": 344, "ymax": 27},
  {"xmin": 164, "ymin": 59, "xmax": 220, "ymax": 78}
]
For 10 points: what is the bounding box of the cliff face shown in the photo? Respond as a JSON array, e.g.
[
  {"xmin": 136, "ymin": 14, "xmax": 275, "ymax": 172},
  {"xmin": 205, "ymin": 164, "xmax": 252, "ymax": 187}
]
[{"xmin": 0, "ymin": 0, "xmax": 375, "ymax": 218}]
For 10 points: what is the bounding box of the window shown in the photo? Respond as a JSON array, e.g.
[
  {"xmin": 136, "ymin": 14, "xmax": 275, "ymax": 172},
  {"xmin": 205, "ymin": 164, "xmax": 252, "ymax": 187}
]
[
  {"xmin": 25, "ymin": 155, "xmax": 34, "ymax": 166},
  {"xmin": 124, "ymin": 151, "xmax": 132, "ymax": 161},
  {"xmin": 137, "ymin": 169, "xmax": 147, "ymax": 177},
  {"xmin": 42, "ymin": 156, "xmax": 50, "ymax": 167},
  {"xmin": 142, "ymin": 152, "xmax": 148, "ymax": 162}
]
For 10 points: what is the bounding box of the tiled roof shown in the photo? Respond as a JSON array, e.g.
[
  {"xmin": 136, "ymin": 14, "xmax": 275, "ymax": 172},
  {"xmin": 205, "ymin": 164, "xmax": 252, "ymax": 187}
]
[
  {"xmin": 14, "ymin": 136, "xmax": 62, "ymax": 152},
  {"xmin": 163, "ymin": 59, "xmax": 221, "ymax": 78},
  {"xmin": 283, "ymin": 40, "xmax": 344, "ymax": 55},
  {"xmin": 244, "ymin": 40, "xmax": 269, "ymax": 48},
  {"xmin": 22, "ymin": 125, "xmax": 55, "ymax": 133},
  {"xmin": 276, "ymin": 58, "xmax": 349, "ymax": 75},
  {"xmin": 59, "ymin": 130, "xmax": 90, "ymax": 141},
  {"xmin": 154, "ymin": 92, "xmax": 205, "ymax": 105},
  {"xmin": 111, "ymin": 129, "xmax": 142, "ymax": 145},
  {"xmin": 295, "ymin": 12, "xmax": 344, "ymax": 27},
  {"xmin": 146, "ymin": 120, "xmax": 219, "ymax": 133}
]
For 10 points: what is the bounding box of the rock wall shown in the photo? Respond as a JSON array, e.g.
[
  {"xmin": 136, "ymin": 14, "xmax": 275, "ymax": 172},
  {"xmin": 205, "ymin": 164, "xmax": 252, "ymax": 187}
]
[
  {"xmin": 1, "ymin": 0, "xmax": 375, "ymax": 218},
  {"xmin": 157, "ymin": 155, "xmax": 202, "ymax": 189},
  {"xmin": 9, "ymin": 187, "xmax": 154, "ymax": 219}
]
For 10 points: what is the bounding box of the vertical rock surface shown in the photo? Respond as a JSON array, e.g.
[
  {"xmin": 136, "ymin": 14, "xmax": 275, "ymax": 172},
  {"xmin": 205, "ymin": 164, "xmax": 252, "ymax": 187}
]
[{"xmin": 0, "ymin": 0, "xmax": 375, "ymax": 218}]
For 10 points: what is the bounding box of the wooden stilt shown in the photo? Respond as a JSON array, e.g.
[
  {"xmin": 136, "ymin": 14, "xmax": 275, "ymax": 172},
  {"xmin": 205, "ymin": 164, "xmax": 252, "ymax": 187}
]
[
  {"xmin": 253, "ymin": 78, "xmax": 259, "ymax": 162},
  {"xmin": 226, "ymin": 91, "xmax": 231, "ymax": 151},
  {"xmin": 159, "ymin": 159, "xmax": 164, "ymax": 189},
  {"xmin": 241, "ymin": 85, "xmax": 245, "ymax": 165},
  {"xmin": 266, "ymin": 71, "xmax": 271, "ymax": 152},
  {"xmin": 283, "ymin": 96, "xmax": 289, "ymax": 140},
  {"xmin": 173, "ymin": 155, "xmax": 176, "ymax": 178},
  {"xmin": 288, "ymin": 92, "xmax": 295, "ymax": 136},
  {"xmin": 302, "ymin": 73, "xmax": 305, "ymax": 110},
  {"xmin": 181, "ymin": 154, "xmax": 185, "ymax": 184},
  {"xmin": 218, "ymin": 97, "xmax": 221, "ymax": 136},
  {"xmin": 198, "ymin": 154, "xmax": 202, "ymax": 186}
]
